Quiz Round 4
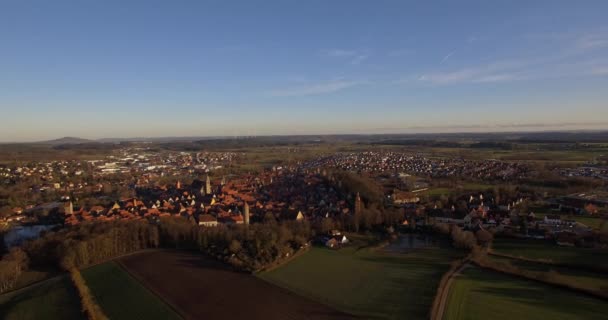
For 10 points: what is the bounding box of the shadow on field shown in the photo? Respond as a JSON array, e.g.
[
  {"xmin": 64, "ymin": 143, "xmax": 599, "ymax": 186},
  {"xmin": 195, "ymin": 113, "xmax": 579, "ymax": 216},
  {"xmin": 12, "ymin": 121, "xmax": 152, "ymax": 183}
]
[{"xmin": 466, "ymin": 268, "xmax": 607, "ymax": 319}]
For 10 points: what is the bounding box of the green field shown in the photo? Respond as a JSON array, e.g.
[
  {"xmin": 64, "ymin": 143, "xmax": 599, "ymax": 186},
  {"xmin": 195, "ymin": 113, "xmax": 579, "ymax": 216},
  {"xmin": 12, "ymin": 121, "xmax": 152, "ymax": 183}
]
[
  {"xmin": 81, "ymin": 261, "xmax": 181, "ymax": 320},
  {"xmin": 444, "ymin": 267, "xmax": 608, "ymax": 320},
  {"xmin": 259, "ymin": 245, "xmax": 462, "ymax": 319},
  {"xmin": 492, "ymin": 238, "xmax": 608, "ymax": 269},
  {"xmin": 489, "ymin": 255, "xmax": 608, "ymax": 292},
  {"xmin": 0, "ymin": 276, "xmax": 83, "ymax": 320}
]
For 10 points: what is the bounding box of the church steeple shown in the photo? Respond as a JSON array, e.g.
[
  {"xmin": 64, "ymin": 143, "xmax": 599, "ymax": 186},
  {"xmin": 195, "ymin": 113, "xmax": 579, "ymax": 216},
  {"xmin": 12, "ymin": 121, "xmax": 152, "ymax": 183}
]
[
  {"xmin": 355, "ymin": 192, "xmax": 362, "ymax": 216},
  {"xmin": 205, "ymin": 175, "xmax": 212, "ymax": 195}
]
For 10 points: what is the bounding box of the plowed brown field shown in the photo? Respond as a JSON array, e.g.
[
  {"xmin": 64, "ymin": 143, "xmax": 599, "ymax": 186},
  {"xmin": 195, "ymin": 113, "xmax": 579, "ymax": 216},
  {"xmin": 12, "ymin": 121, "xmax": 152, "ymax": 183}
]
[{"xmin": 119, "ymin": 250, "xmax": 354, "ymax": 320}]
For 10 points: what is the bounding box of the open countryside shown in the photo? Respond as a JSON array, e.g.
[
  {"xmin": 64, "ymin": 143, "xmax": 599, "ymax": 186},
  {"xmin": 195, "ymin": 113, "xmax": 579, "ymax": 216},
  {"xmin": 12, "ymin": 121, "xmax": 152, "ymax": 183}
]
[
  {"xmin": 2, "ymin": 1, "xmax": 608, "ymax": 320},
  {"xmin": 260, "ymin": 241, "xmax": 463, "ymax": 319},
  {"xmin": 444, "ymin": 267, "xmax": 608, "ymax": 320}
]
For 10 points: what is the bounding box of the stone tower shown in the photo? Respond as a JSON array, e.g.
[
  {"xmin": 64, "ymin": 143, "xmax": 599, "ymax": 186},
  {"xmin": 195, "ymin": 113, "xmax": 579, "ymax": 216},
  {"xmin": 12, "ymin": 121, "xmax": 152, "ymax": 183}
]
[
  {"xmin": 64, "ymin": 200, "xmax": 74, "ymax": 215},
  {"xmin": 243, "ymin": 202, "xmax": 250, "ymax": 225},
  {"xmin": 205, "ymin": 175, "xmax": 212, "ymax": 195},
  {"xmin": 355, "ymin": 192, "xmax": 362, "ymax": 216}
]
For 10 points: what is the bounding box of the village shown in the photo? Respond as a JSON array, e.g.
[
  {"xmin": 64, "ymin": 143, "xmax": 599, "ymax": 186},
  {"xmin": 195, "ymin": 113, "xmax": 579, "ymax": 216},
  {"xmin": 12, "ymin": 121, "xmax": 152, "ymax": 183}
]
[{"xmin": 1, "ymin": 146, "xmax": 606, "ymax": 250}]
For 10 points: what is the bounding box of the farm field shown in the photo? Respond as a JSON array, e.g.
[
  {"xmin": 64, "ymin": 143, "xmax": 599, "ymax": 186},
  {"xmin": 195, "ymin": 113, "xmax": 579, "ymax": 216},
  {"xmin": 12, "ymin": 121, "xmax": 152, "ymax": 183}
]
[
  {"xmin": 443, "ymin": 266, "xmax": 608, "ymax": 320},
  {"xmin": 488, "ymin": 255, "xmax": 608, "ymax": 292},
  {"xmin": 119, "ymin": 250, "xmax": 352, "ymax": 320},
  {"xmin": 259, "ymin": 244, "xmax": 463, "ymax": 320},
  {"xmin": 491, "ymin": 238, "xmax": 608, "ymax": 268},
  {"xmin": 0, "ymin": 276, "xmax": 83, "ymax": 320},
  {"xmin": 81, "ymin": 261, "xmax": 181, "ymax": 320}
]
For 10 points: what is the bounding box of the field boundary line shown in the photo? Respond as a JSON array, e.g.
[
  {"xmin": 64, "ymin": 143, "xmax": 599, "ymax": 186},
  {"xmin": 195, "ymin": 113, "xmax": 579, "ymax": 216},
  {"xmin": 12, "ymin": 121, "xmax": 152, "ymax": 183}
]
[
  {"xmin": 0, "ymin": 248, "xmax": 163, "ymax": 299},
  {"xmin": 472, "ymin": 259, "xmax": 608, "ymax": 301},
  {"xmin": 488, "ymin": 251, "xmax": 608, "ymax": 274},
  {"xmin": 429, "ymin": 258, "xmax": 470, "ymax": 320},
  {"xmin": 254, "ymin": 245, "xmax": 311, "ymax": 274},
  {"xmin": 115, "ymin": 255, "xmax": 187, "ymax": 320}
]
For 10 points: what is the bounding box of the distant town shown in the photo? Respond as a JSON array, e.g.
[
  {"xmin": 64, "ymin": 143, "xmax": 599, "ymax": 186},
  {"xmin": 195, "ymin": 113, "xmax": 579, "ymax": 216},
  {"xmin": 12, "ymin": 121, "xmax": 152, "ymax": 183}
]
[{"xmin": 1, "ymin": 134, "xmax": 607, "ymax": 320}]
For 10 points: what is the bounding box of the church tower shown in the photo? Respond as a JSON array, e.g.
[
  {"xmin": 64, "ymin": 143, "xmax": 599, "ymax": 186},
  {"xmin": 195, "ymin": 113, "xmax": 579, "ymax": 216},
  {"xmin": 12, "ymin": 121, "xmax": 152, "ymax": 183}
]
[
  {"xmin": 64, "ymin": 199, "xmax": 73, "ymax": 215},
  {"xmin": 243, "ymin": 202, "xmax": 250, "ymax": 225},
  {"xmin": 355, "ymin": 192, "xmax": 362, "ymax": 216},
  {"xmin": 205, "ymin": 175, "xmax": 212, "ymax": 195}
]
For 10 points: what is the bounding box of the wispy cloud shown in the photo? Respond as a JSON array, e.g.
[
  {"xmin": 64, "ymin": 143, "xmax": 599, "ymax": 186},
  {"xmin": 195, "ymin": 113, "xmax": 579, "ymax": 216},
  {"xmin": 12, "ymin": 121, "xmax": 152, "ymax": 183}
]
[
  {"xmin": 440, "ymin": 51, "xmax": 455, "ymax": 64},
  {"xmin": 418, "ymin": 60, "xmax": 526, "ymax": 84},
  {"xmin": 268, "ymin": 79, "xmax": 365, "ymax": 97},
  {"xmin": 417, "ymin": 31, "xmax": 608, "ymax": 85},
  {"xmin": 575, "ymin": 34, "xmax": 608, "ymax": 51},
  {"xmin": 320, "ymin": 49, "xmax": 369, "ymax": 65}
]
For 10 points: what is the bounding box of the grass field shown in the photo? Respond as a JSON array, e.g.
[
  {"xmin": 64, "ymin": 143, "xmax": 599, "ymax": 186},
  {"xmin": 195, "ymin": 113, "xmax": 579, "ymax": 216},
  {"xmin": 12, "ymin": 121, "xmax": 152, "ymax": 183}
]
[
  {"xmin": 259, "ymin": 244, "xmax": 463, "ymax": 320},
  {"xmin": 492, "ymin": 238, "xmax": 608, "ymax": 269},
  {"xmin": 488, "ymin": 255, "xmax": 608, "ymax": 292},
  {"xmin": 0, "ymin": 276, "xmax": 83, "ymax": 320},
  {"xmin": 81, "ymin": 261, "xmax": 181, "ymax": 320},
  {"xmin": 443, "ymin": 266, "xmax": 608, "ymax": 320}
]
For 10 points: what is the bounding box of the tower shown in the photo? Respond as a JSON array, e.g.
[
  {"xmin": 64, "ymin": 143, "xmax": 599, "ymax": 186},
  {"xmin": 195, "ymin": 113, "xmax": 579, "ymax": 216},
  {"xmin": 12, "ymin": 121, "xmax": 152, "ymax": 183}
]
[
  {"xmin": 355, "ymin": 192, "xmax": 362, "ymax": 216},
  {"xmin": 243, "ymin": 202, "xmax": 250, "ymax": 225},
  {"xmin": 205, "ymin": 175, "xmax": 211, "ymax": 195},
  {"xmin": 64, "ymin": 200, "xmax": 73, "ymax": 215}
]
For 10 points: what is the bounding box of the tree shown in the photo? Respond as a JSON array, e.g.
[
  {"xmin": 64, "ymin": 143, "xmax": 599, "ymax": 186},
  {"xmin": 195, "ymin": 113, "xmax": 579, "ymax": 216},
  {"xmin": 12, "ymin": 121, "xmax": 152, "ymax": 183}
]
[{"xmin": 475, "ymin": 228, "xmax": 493, "ymax": 246}]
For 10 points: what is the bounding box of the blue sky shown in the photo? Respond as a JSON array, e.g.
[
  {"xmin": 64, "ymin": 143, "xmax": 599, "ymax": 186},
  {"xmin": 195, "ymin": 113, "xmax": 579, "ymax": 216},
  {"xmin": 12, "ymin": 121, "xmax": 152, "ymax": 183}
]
[{"xmin": 1, "ymin": 0, "xmax": 608, "ymax": 141}]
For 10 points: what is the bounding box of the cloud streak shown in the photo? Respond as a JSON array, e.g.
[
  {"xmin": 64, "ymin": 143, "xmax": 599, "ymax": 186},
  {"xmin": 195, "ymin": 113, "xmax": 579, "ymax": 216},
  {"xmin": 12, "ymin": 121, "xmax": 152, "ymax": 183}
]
[
  {"xmin": 321, "ymin": 49, "xmax": 369, "ymax": 65},
  {"xmin": 268, "ymin": 79, "xmax": 364, "ymax": 97},
  {"xmin": 440, "ymin": 51, "xmax": 455, "ymax": 64}
]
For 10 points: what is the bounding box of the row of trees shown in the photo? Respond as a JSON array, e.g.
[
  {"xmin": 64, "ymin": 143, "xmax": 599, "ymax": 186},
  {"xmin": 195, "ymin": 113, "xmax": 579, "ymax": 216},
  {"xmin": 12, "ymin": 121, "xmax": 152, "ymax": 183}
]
[
  {"xmin": 433, "ymin": 223, "xmax": 493, "ymax": 249},
  {"xmin": 0, "ymin": 248, "xmax": 28, "ymax": 293},
  {"xmin": 4, "ymin": 216, "xmax": 314, "ymax": 288}
]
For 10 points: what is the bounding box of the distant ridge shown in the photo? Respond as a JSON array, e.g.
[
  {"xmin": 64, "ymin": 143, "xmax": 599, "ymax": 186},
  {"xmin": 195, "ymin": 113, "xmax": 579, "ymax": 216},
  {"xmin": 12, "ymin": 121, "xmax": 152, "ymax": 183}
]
[{"xmin": 37, "ymin": 136, "xmax": 95, "ymax": 145}]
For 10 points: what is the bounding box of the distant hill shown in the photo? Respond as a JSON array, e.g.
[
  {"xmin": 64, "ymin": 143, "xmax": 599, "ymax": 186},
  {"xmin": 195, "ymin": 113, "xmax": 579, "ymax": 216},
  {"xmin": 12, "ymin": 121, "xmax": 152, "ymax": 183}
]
[{"xmin": 37, "ymin": 137, "xmax": 95, "ymax": 145}]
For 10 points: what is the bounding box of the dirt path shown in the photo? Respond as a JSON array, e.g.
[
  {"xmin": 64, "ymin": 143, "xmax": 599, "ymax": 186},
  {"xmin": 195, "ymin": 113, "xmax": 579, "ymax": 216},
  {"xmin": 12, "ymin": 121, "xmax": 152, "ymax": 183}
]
[{"xmin": 432, "ymin": 262, "xmax": 470, "ymax": 320}]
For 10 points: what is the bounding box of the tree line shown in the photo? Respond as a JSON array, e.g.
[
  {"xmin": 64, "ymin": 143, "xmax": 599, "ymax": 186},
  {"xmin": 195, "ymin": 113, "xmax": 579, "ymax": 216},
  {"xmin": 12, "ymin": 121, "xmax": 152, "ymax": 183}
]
[{"xmin": 0, "ymin": 217, "xmax": 314, "ymax": 293}]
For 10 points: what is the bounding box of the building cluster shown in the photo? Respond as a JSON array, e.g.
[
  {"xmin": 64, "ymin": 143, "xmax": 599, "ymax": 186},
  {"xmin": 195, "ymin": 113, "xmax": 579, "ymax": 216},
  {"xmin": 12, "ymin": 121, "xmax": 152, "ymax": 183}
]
[
  {"xmin": 302, "ymin": 152, "xmax": 529, "ymax": 180},
  {"xmin": 59, "ymin": 167, "xmax": 354, "ymax": 227},
  {"xmin": 559, "ymin": 166, "xmax": 608, "ymax": 180},
  {"xmin": 426, "ymin": 192, "xmax": 596, "ymax": 245},
  {"xmin": 92, "ymin": 148, "xmax": 240, "ymax": 176}
]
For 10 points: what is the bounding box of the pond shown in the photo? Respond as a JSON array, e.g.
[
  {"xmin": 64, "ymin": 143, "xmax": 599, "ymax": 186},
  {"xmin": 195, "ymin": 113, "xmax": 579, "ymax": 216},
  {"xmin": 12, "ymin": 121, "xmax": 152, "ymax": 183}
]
[
  {"xmin": 384, "ymin": 233, "xmax": 438, "ymax": 253},
  {"xmin": 4, "ymin": 224, "xmax": 58, "ymax": 247}
]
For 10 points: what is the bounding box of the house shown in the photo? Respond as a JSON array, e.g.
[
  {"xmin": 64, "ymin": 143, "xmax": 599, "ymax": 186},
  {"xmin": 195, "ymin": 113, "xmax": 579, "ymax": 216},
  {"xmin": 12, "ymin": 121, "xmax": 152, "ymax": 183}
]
[
  {"xmin": 392, "ymin": 191, "xmax": 420, "ymax": 205},
  {"xmin": 198, "ymin": 214, "xmax": 218, "ymax": 227},
  {"xmin": 325, "ymin": 238, "xmax": 339, "ymax": 249},
  {"xmin": 339, "ymin": 235, "xmax": 349, "ymax": 244},
  {"xmin": 544, "ymin": 214, "xmax": 561, "ymax": 225}
]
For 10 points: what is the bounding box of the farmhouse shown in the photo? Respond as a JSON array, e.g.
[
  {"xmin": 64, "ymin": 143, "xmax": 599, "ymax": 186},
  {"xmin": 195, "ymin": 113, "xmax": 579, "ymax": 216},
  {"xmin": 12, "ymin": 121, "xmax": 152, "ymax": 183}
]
[{"xmin": 198, "ymin": 214, "xmax": 218, "ymax": 227}]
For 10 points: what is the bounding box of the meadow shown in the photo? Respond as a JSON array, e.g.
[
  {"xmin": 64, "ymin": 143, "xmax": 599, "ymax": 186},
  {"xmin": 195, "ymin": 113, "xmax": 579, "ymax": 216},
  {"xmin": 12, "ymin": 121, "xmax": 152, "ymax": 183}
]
[
  {"xmin": 443, "ymin": 266, "xmax": 608, "ymax": 320},
  {"xmin": 81, "ymin": 261, "xmax": 181, "ymax": 320},
  {"xmin": 0, "ymin": 276, "xmax": 83, "ymax": 320},
  {"xmin": 259, "ymin": 244, "xmax": 463, "ymax": 320},
  {"xmin": 491, "ymin": 238, "xmax": 608, "ymax": 269},
  {"xmin": 488, "ymin": 255, "xmax": 608, "ymax": 292}
]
